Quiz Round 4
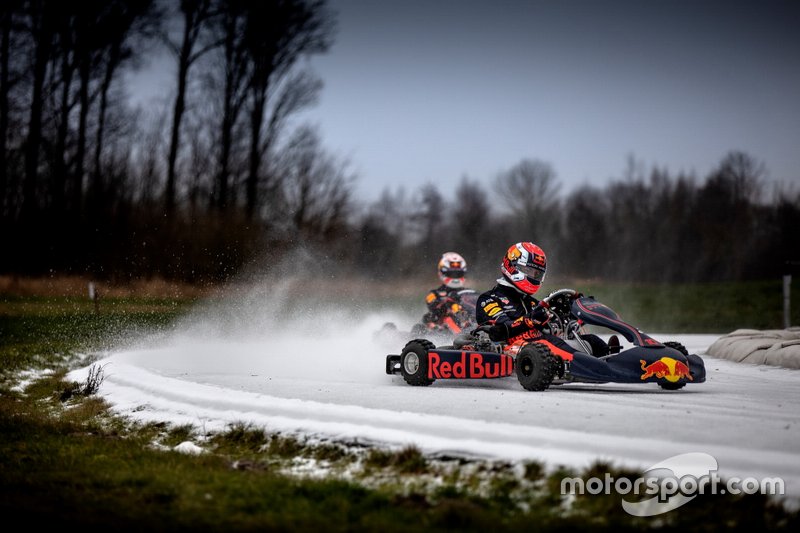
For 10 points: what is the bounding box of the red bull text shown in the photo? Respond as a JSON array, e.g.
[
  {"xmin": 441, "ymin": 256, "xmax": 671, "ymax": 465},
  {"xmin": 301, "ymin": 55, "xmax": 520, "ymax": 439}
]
[{"xmin": 428, "ymin": 351, "xmax": 514, "ymax": 379}]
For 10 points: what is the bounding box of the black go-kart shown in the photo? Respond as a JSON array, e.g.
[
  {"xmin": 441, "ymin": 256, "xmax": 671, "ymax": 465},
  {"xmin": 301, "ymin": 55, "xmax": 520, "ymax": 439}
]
[
  {"xmin": 374, "ymin": 289, "xmax": 479, "ymax": 347},
  {"xmin": 385, "ymin": 288, "xmax": 706, "ymax": 391}
]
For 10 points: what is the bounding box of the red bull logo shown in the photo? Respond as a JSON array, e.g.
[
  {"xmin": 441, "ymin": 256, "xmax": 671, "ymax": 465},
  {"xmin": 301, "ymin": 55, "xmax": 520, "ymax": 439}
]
[
  {"xmin": 640, "ymin": 357, "xmax": 693, "ymax": 382},
  {"xmin": 428, "ymin": 351, "xmax": 514, "ymax": 379}
]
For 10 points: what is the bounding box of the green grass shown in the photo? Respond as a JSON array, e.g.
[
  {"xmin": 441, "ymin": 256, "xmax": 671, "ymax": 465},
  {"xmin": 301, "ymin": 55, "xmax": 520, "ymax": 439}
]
[
  {"xmin": 0, "ymin": 309, "xmax": 182, "ymax": 379},
  {"xmin": 1, "ymin": 288, "xmax": 798, "ymax": 530},
  {"xmin": 543, "ymin": 279, "xmax": 800, "ymax": 333},
  {"xmin": 358, "ymin": 277, "xmax": 800, "ymax": 333}
]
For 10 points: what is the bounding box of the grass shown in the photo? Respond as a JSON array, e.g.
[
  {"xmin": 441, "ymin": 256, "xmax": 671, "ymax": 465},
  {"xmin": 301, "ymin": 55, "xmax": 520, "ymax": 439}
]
[
  {"xmin": 1, "ymin": 279, "xmax": 799, "ymax": 530},
  {"xmin": 544, "ymin": 278, "xmax": 800, "ymax": 333}
]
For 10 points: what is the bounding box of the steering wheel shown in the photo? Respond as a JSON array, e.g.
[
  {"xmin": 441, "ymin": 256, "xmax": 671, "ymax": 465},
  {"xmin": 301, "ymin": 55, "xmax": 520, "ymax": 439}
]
[
  {"xmin": 542, "ymin": 288, "xmax": 578, "ymax": 304},
  {"xmin": 540, "ymin": 288, "xmax": 580, "ymax": 326}
]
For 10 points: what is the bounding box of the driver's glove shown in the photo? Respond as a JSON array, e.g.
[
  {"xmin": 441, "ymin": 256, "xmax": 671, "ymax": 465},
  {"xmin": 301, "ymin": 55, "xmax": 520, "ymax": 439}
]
[
  {"xmin": 529, "ymin": 301, "xmax": 550, "ymax": 326},
  {"xmin": 488, "ymin": 323, "xmax": 509, "ymax": 341}
]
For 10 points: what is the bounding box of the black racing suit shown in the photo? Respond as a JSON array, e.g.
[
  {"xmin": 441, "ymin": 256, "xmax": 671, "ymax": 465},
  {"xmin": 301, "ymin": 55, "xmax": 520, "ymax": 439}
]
[
  {"xmin": 423, "ymin": 285, "xmax": 470, "ymax": 325},
  {"xmin": 476, "ymin": 282, "xmax": 604, "ymax": 357}
]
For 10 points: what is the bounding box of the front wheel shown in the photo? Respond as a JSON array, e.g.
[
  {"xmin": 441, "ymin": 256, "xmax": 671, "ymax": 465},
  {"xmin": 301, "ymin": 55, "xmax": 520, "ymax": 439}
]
[
  {"xmin": 664, "ymin": 341, "xmax": 688, "ymax": 355},
  {"xmin": 516, "ymin": 343, "xmax": 558, "ymax": 391},
  {"xmin": 400, "ymin": 339, "xmax": 436, "ymax": 386},
  {"xmin": 660, "ymin": 341, "xmax": 689, "ymax": 390}
]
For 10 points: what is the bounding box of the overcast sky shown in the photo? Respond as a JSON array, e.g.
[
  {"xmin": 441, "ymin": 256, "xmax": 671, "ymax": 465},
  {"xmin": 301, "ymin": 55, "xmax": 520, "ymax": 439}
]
[{"xmin": 292, "ymin": 0, "xmax": 800, "ymax": 202}]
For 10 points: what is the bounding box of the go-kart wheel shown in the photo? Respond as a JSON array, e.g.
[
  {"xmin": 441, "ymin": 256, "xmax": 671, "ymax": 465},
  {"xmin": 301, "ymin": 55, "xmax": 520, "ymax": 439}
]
[
  {"xmin": 659, "ymin": 341, "xmax": 689, "ymax": 390},
  {"xmin": 400, "ymin": 339, "xmax": 436, "ymax": 386},
  {"xmin": 515, "ymin": 343, "xmax": 558, "ymax": 391},
  {"xmin": 664, "ymin": 341, "xmax": 688, "ymax": 355}
]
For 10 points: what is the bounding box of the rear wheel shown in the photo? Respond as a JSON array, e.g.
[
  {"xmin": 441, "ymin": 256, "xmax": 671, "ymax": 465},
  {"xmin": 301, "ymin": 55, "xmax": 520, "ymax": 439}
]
[
  {"xmin": 400, "ymin": 339, "xmax": 436, "ymax": 386},
  {"xmin": 660, "ymin": 341, "xmax": 689, "ymax": 390},
  {"xmin": 516, "ymin": 343, "xmax": 558, "ymax": 391}
]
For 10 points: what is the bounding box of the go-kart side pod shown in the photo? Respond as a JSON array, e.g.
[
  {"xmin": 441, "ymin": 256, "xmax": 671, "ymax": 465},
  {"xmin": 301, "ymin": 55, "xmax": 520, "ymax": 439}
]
[
  {"xmin": 386, "ymin": 339, "xmax": 514, "ymax": 386},
  {"xmin": 565, "ymin": 344, "xmax": 706, "ymax": 390}
]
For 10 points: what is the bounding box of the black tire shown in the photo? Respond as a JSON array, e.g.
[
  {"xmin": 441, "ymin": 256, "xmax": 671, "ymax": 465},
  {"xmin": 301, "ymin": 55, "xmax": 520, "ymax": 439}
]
[
  {"xmin": 515, "ymin": 343, "xmax": 558, "ymax": 391},
  {"xmin": 400, "ymin": 339, "xmax": 436, "ymax": 386},
  {"xmin": 664, "ymin": 341, "xmax": 688, "ymax": 355},
  {"xmin": 660, "ymin": 341, "xmax": 689, "ymax": 390}
]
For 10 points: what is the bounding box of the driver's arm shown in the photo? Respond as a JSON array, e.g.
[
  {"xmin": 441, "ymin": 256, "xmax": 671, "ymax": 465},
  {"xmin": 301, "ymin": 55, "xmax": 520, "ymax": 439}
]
[{"xmin": 477, "ymin": 295, "xmax": 541, "ymax": 341}]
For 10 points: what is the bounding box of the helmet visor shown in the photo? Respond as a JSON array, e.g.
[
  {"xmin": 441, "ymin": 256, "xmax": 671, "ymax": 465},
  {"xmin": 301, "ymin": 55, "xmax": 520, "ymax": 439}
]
[
  {"xmin": 440, "ymin": 268, "xmax": 466, "ymax": 279},
  {"xmin": 517, "ymin": 264, "xmax": 545, "ymax": 284}
]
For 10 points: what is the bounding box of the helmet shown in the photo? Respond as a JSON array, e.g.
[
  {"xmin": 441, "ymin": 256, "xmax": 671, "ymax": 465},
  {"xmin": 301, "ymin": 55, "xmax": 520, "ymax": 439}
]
[
  {"xmin": 500, "ymin": 242, "xmax": 547, "ymax": 295},
  {"xmin": 438, "ymin": 252, "xmax": 467, "ymax": 288}
]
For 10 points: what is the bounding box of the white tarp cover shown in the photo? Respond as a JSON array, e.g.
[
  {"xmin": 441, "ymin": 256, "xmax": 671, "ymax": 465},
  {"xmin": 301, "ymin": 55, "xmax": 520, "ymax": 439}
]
[{"xmin": 707, "ymin": 328, "xmax": 800, "ymax": 369}]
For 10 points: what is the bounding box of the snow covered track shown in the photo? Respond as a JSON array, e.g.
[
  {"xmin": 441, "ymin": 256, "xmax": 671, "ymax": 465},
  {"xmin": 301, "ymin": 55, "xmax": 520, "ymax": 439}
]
[{"xmin": 70, "ymin": 318, "xmax": 800, "ymax": 500}]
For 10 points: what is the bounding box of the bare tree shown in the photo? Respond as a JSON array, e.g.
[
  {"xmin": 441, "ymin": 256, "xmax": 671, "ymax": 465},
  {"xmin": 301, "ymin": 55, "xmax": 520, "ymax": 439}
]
[
  {"xmin": 560, "ymin": 185, "xmax": 608, "ymax": 277},
  {"xmin": 277, "ymin": 125, "xmax": 352, "ymax": 240},
  {"xmin": 357, "ymin": 187, "xmax": 411, "ymax": 276},
  {"xmin": 91, "ymin": 0, "xmax": 159, "ymax": 210},
  {"xmin": 211, "ymin": 0, "xmax": 248, "ymax": 211},
  {"xmin": 242, "ymin": 0, "xmax": 333, "ymax": 219},
  {"xmin": 133, "ymin": 108, "xmax": 168, "ymax": 206},
  {"xmin": 495, "ymin": 159, "xmax": 560, "ymax": 215},
  {"xmin": 452, "ymin": 176, "xmax": 490, "ymax": 272},
  {"xmin": 261, "ymin": 69, "xmax": 321, "ymax": 176},
  {"xmin": 694, "ymin": 151, "xmax": 767, "ymax": 279},
  {"xmin": 71, "ymin": 3, "xmax": 105, "ymax": 219},
  {"xmin": 413, "ymin": 183, "xmax": 445, "ymax": 266},
  {"xmin": 50, "ymin": 3, "xmax": 79, "ymax": 218},
  {"xmin": 164, "ymin": 0, "xmax": 216, "ymax": 214},
  {"xmin": 0, "ymin": 0, "xmax": 24, "ymax": 219},
  {"xmin": 495, "ymin": 158, "xmax": 561, "ymax": 249},
  {"xmin": 184, "ymin": 106, "xmax": 215, "ymax": 213},
  {"xmin": 21, "ymin": 0, "xmax": 56, "ymax": 221},
  {"xmin": 711, "ymin": 150, "xmax": 766, "ymax": 205}
]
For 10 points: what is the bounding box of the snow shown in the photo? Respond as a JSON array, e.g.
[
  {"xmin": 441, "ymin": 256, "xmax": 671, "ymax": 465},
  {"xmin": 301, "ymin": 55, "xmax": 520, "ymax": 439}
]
[
  {"xmin": 66, "ymin": 296, "xmax": 800, "ymax": 503},
  {"xmin": 10, "ymin": 368, "xmax": 54, "ymax": 393},
  {"xmin": 173, "ymin": 441, "xmax": 206, "ymax": 455}
]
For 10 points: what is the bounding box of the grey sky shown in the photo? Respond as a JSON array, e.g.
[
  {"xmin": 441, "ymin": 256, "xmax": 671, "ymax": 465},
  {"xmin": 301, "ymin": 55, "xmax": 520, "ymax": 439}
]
[{"xmin": 296, "ymin": 0, "xmax": 800, "ymax": 202}]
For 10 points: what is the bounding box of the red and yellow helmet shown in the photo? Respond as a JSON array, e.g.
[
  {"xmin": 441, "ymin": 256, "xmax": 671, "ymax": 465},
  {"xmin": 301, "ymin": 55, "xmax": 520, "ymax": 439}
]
[
  {"xmin": 438, "ymin": 252, "xmax": 467, "ymax": 288},
  {"xmin": 500, "ymin": 242, "xmax": 547, "ymax": 295}
]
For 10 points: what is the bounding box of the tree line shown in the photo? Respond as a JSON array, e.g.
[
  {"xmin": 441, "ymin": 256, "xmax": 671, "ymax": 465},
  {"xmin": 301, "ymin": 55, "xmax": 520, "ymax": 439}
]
[
  {"xmin": 1, "ymin": 0, "xmax": 346, "ymax": 280},
  {"xmin": 1, "ymin": 1, "xmax": 797, "ymax": 284},
  {"xmin": 362, "ymin": 152, "xmax": 799, "ymax": 284}
]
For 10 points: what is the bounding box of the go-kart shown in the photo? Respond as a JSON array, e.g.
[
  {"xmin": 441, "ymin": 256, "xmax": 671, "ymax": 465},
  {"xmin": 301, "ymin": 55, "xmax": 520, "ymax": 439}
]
[
  {"xmin": 385, "ymin": 288, "xmax": 706, "ymax": 391},
  {"xmin": 374, "ymin": 289, "xmax": 479, "ymax": 346}
]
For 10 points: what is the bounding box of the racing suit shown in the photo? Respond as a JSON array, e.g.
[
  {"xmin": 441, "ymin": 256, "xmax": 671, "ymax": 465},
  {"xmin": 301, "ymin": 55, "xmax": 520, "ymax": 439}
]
[
  {"xmin": 423, "ymin": 285, "xmax": 470, "ymax": 325},
  {"xmin": 476, "ymin": 282, "xmax": 604, "ymax": 358}
]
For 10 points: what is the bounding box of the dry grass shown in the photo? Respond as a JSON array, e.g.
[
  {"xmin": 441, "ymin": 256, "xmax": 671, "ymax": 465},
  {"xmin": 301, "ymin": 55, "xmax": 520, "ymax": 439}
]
[
  {"xmin": 0, "ymin": 273, "xmax": 497, "ymax": 309},
  {"xmin": 0, "ymin": 275, "xmax": 218, "ymax": 299}
]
